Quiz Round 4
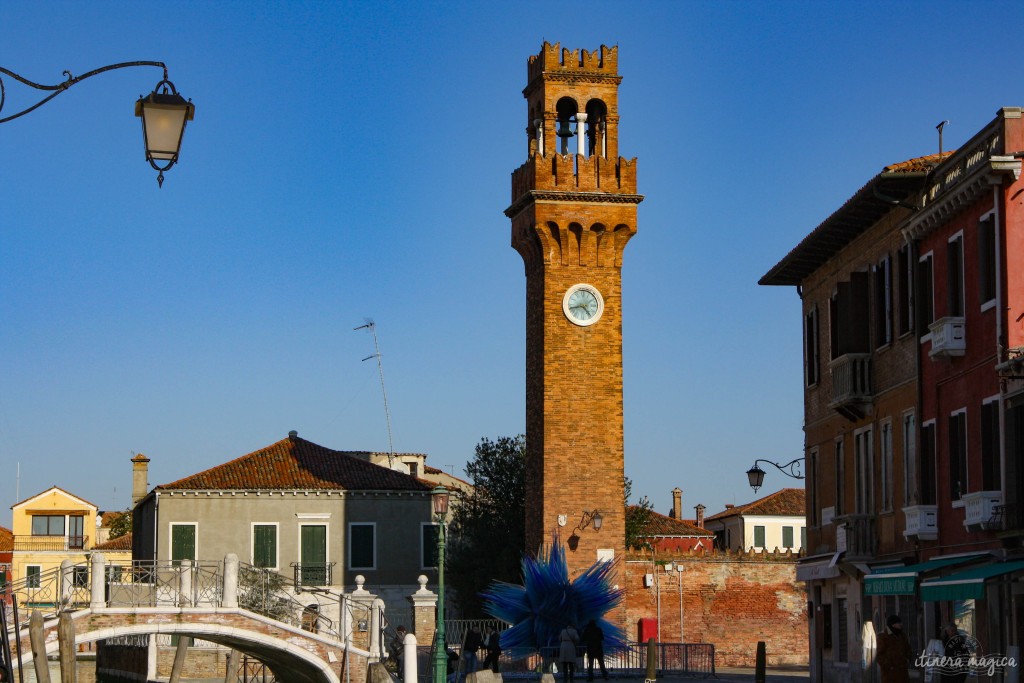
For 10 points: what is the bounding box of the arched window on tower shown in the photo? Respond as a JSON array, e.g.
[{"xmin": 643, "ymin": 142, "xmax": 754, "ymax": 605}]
[
  {"xmin": 555, "ymin": 97, "xmax": 580, "ymax": 155},
  {"xmin": 585, "ymin": 99, "xmax": 608, "ymax": 157}
]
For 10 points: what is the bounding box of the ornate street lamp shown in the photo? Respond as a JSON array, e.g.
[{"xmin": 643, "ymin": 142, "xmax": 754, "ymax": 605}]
[
  {"xmin": 0, "ymin": 61, "xmax": 194, "ymax": 186},
  {"xmin": 431, "ymin": 485, "xmax": 451, "ymax": 683},
  {"xmin": 746, "ymin": 458, "xmax": 804, "ymax": 492}
]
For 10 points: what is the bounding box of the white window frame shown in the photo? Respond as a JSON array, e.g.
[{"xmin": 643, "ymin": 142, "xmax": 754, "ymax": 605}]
[
  {"xmin": 949, "ymin": 408, "xmax": 968, "ymax": 504},
  {"xmin": 854, "ymin": 426, "xmax": 874, "ymax": 514},
  {"xmin": 348, "ymin": 522, "xmax": 377, "ymax": 571},
  {"xmin": 879, "ymin": 419, "xmax": 893, "ymax": 513},
  {"xmin": 948, "ymin": 231, "xmax": 965, "ymax": 317},
  {"xmin": 168, "ymin": 522, "xmax": 198, "ymax": 563},
  {"xmin": 902, "ymin": 410, "xmax": 917, "ymax": 506}
]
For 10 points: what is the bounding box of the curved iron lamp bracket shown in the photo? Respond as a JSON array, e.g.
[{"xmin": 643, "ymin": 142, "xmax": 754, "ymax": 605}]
[
  {"xmin": 746, "ymin": 458, "xmax": 804, "ymax": 492},
  {"xmin": 0, "ymin": 61, "xmax": 168, "ymax": 124}
]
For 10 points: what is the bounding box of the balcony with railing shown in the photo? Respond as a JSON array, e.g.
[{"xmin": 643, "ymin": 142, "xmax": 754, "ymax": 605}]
[
  {"xmin": 962, "ymin": 491, "xmax": 1002, "ymax": 531},
  {"xmin": 290, "ymin": 562, "xmax": 334, "ymax": 589},
  {"xmin": 902, "ymin": 505, "xmax": 938, "ymax": 540},
  {"xmin": 828, "ymin": 354, "xmax": 872, "ymax": 419},
  {"xmin": 929, "ymin": 317, "xmax": 966, "ymax": 358},
  {"xmin": 13, "ymin": 534, "xmax": 88, "ymax": 551},
  {"xmin": 836, "ymin": 514, "xmax": 875, "ymax": 562}
]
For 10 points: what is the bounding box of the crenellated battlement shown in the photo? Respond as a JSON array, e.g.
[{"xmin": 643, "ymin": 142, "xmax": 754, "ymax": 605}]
[
  {"xmin": 509, "ymin": 153, "xmax": 638, "ymax": 205},
  {"xmin": 527, "ymin": 42, "xmax": 618, "ymax": 82}
]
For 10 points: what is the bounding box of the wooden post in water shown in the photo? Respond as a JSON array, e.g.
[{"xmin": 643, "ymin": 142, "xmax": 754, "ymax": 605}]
[
  {"xmin": 169, "ymin": 637, "xmax": 191, "ymax": 683},
  {"xmin": 28, "ymin": 611, "xmax": 50, "ymax": 683},
  {"xmin": 58, "ymin": 613, "xmax": 76, "ymax": 683},
  {"xmin": 755, "ymin": 641, "xmax": 766, "ymax": 683},
  {"xmin": 645, "ymin": 637, "xmax": 657, "ymax": 683},
  {"xmin": 223, "ymin": 649, "xmax": 239, "ymax": 683}
]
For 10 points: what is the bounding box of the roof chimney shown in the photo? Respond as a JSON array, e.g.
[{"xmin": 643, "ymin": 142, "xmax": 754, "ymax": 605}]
[
  {"xmin": 672, "ymin": 487, "xmax": 682, "ymax": 519},
  {"xmin": 695, "ymin": 504, "xmax": 705, "ymax": 528},
  {"xmin": 131, "ymin": 453, "xmax": 151, "ymax": 507}
]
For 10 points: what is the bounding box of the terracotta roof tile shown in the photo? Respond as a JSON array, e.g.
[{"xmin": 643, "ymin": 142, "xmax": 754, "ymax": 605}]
[
  {"xmin": 94, "ymin": 533, "xmax": 132, "ymax": 551},
  {"xmin": 0, "ymin": 526, "xmax": 12, "ymax": 552},
  {"xmin": 705, "ymin": 488, "xmax": 805, "ymax": 521},
  {"xmin": 634, "ymin": 508, "xmax": 714, "ymax": 537},
  {"xmin": 157, "ymin": 434, "xmax": 432, "ymax": 492}
]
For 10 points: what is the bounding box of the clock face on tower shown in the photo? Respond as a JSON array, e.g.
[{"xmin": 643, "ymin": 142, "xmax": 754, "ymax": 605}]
[{"xmin": 562, "ymin": 283, "xmax": 604, "ymax": 326}]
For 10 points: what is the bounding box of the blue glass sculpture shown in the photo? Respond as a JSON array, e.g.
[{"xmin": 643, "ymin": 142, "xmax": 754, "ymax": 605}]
[{"xmin": 481, "ymin": 537, "xmax": 626, "ymax": 651}]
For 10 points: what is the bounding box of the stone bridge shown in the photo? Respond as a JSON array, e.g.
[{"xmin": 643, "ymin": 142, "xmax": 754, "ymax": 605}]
[
  {"xmin": 5, "ymin": 553, "xmax": 381, "ymax": 683},
  {"xmin": 16, "ymin": 605, "xmax": 367, "ymax": 683}
]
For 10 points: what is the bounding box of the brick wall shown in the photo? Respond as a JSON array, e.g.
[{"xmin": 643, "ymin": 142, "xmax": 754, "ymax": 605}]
[{"xmin": 622, "ymin": 549, "xmax": 807, "ymax": 667}]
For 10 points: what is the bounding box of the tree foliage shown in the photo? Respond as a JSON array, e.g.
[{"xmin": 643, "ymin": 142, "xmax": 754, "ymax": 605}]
[
  {"xmin": 447, "ymin": 435, "xmax": 526, "ymax": 617},
  {"xmin": 107, "ymin": 510, "xmax": 132, "ymax": 540},
  {"xmin": 624, "ymin": 477, "xmax": 654, "ymax": 550}
]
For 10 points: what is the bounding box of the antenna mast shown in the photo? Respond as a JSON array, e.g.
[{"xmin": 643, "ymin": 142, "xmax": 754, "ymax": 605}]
[{"xmin": 354, "ymin": 320, "xmax": 395, "ymax": 467}]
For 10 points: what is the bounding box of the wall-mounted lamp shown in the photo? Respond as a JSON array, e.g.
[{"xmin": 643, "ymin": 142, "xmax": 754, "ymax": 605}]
[
  {"xmin": 0, "ymin": 61, "xmax": 195, "ymax": 187},
  {"xmin": 746, "ymin": 458, "xmax": 804, "ymax": 492},
  {"xmin": 580, "ymin": 509, "xmax": 603, "ymax": 531}
]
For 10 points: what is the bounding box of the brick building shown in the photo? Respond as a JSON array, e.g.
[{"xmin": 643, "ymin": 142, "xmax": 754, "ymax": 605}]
[{"xmin": 762, "ymin": 107, "xmax": 1024, "ymax": 683}]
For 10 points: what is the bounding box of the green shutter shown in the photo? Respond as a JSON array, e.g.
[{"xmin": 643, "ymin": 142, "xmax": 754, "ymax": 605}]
[
  {"xmin": 754, "ymin": 526, "xmax": 766, "ymax": 548},
  {"xmin": 782, "ymin": 526, "xmax": 794, "ymax": 548},
  {"xmin": 171, "ymin": 525, "xmax": 196, "ymax": 563},
  {"xmin": 301, "ymin": 525, "xmax": 327, "ymax": 584},
  {"xmin": 253, "ymin": 525, "xmax": 276, "ymax": 568}
]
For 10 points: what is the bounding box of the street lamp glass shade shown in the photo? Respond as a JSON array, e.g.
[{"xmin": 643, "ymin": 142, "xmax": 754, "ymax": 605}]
[
  {"xmin": 746, "ymin": 464, "xmax": 766, "ymax": 491},
  {"xmin": 135, "ymin": 89, "xmax": 194, "ymax": 164},
  {"xmin": 431, "ymin": 486, "xmax": 450, "ymax": 517},
  {"xmin": 592, "ymin": 511, "xmax": 603, "ymax": 530}
]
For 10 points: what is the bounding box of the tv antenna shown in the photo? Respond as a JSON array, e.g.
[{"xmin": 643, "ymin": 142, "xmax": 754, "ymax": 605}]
[{"xmin": 354, "ymin": 319, "xmax": 395, "ymax": 467}]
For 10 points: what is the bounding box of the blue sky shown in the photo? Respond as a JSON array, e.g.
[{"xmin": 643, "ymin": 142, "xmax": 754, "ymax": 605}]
[{"xmin": 3, "ymin": 1, "xmax": 1023, "ymax": 525}]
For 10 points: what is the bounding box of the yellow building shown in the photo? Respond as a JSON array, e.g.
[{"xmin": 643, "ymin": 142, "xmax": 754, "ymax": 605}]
[{"xmin": 10, "ymin": 486, "xmax": 98, "ymax": 592}]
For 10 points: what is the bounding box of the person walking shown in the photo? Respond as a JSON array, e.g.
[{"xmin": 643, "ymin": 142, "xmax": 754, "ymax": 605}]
[
  {"xmin": 876, "ymin": 615, "xmax": 913, "ymax": 683},
  {"xmin": 482, "ymin": 625, "xmax": 502, "ymax": 673},
  {"xmin": 558, "ymin": 624, "xmax": 580, "ymax": 683},
  {"xmin": 581, "ymin": 620, "xmax": 607, "ymax": 681}
]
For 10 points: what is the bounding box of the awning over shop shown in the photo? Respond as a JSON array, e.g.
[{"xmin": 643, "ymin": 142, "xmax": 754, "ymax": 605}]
[
  {"xmin": 797, "ymin": 554, "xmax": 842, "ymax": 581},
  {"xmin": 920, "ymin": 560, "xmax": 1024, "ymax": 601},
  {"xmin": 864, "ymin": 553, "xmax": 989, "ymax": 596}
]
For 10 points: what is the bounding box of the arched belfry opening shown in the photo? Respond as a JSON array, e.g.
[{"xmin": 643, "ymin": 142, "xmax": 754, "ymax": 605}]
[
  {"xmin": 585, "ymin": 99, "xmax": 608, "ymax": 157},
  {"xmin": 555, "ymin": 97, "xmax": 580, "ymax": 155}
]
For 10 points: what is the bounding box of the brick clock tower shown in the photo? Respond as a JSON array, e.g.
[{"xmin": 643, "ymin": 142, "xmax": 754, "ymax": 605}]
[{"xmin": 505, "ymin": 42, "xmax": 641, "ymax": 578}]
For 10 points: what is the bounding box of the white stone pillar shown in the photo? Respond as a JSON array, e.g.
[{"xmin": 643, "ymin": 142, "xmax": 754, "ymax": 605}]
[
  {"xmin": 90, "ymin": 553, "xmax": 106, "ymax": 608},
  {"xmin": 577, "ymin": 113, "xmax": 588, "ymax": 157},
  {"xmin": 403, "ymin": 632, "xmax": 417, "ymax": 683},
  {"xmin": 369, "ymin": 597, "xmax": 385, "ymax": 659},
  {"xmin": 222, "ymin": 554, "xmax": 239, "ymax": 608},
  {"xmin": 179, "ymin": 559, "xmax": 192, "ymax": 607}
]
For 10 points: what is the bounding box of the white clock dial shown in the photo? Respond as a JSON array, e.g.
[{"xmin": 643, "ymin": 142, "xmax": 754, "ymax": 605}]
[{"xmin": 562, "ymin": 284, "xmax": 604, "ymax": 326}]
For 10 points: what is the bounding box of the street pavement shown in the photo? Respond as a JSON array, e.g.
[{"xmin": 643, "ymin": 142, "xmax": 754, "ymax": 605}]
[{"xmin": 606, "ymin": 665, "xmax": 809, "ymax": 683}]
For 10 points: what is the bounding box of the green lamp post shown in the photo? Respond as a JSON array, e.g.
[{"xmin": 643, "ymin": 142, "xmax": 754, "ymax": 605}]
[{"xmin": 431, "ymin": 485, "xmax": 450, "ymax": 683}]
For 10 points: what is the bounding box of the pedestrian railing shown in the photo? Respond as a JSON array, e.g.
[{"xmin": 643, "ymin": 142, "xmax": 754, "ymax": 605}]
[{"xmin": 418, "ymin": 641, "xmax": 715, "ymax": 681}]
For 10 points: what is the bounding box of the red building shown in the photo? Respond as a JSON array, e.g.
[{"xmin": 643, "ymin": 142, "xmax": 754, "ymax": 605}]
[{"xmin": 761, "ymin": 107, "xmax": 1024, "ymax": 683}]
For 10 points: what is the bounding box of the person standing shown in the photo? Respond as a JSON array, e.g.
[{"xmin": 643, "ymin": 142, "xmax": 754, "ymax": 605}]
[
  {"xmin": 581, "ymin": 620, "xmax": 607, "ymax": 681},
  {"xmin": 559, "ymin": 624, "xmax": 580, "ymax": 683},
  {"xmin": 463, "ymin": 625, "xmax": 483, "ymax": 675},
  {"xmin": 941, "ymin": 623, "xmax": 969, "ymax": 683},
  {"xmin": 876, "ymin": 615, "xmax": 913, "ymax": 683},
  {"xmin": 482, "ymin": 625, "xmax": 502, "ymax": 673},
  {"xmin": 390, "ymin": 625, "xmax": 407, "ymax": 677}
]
